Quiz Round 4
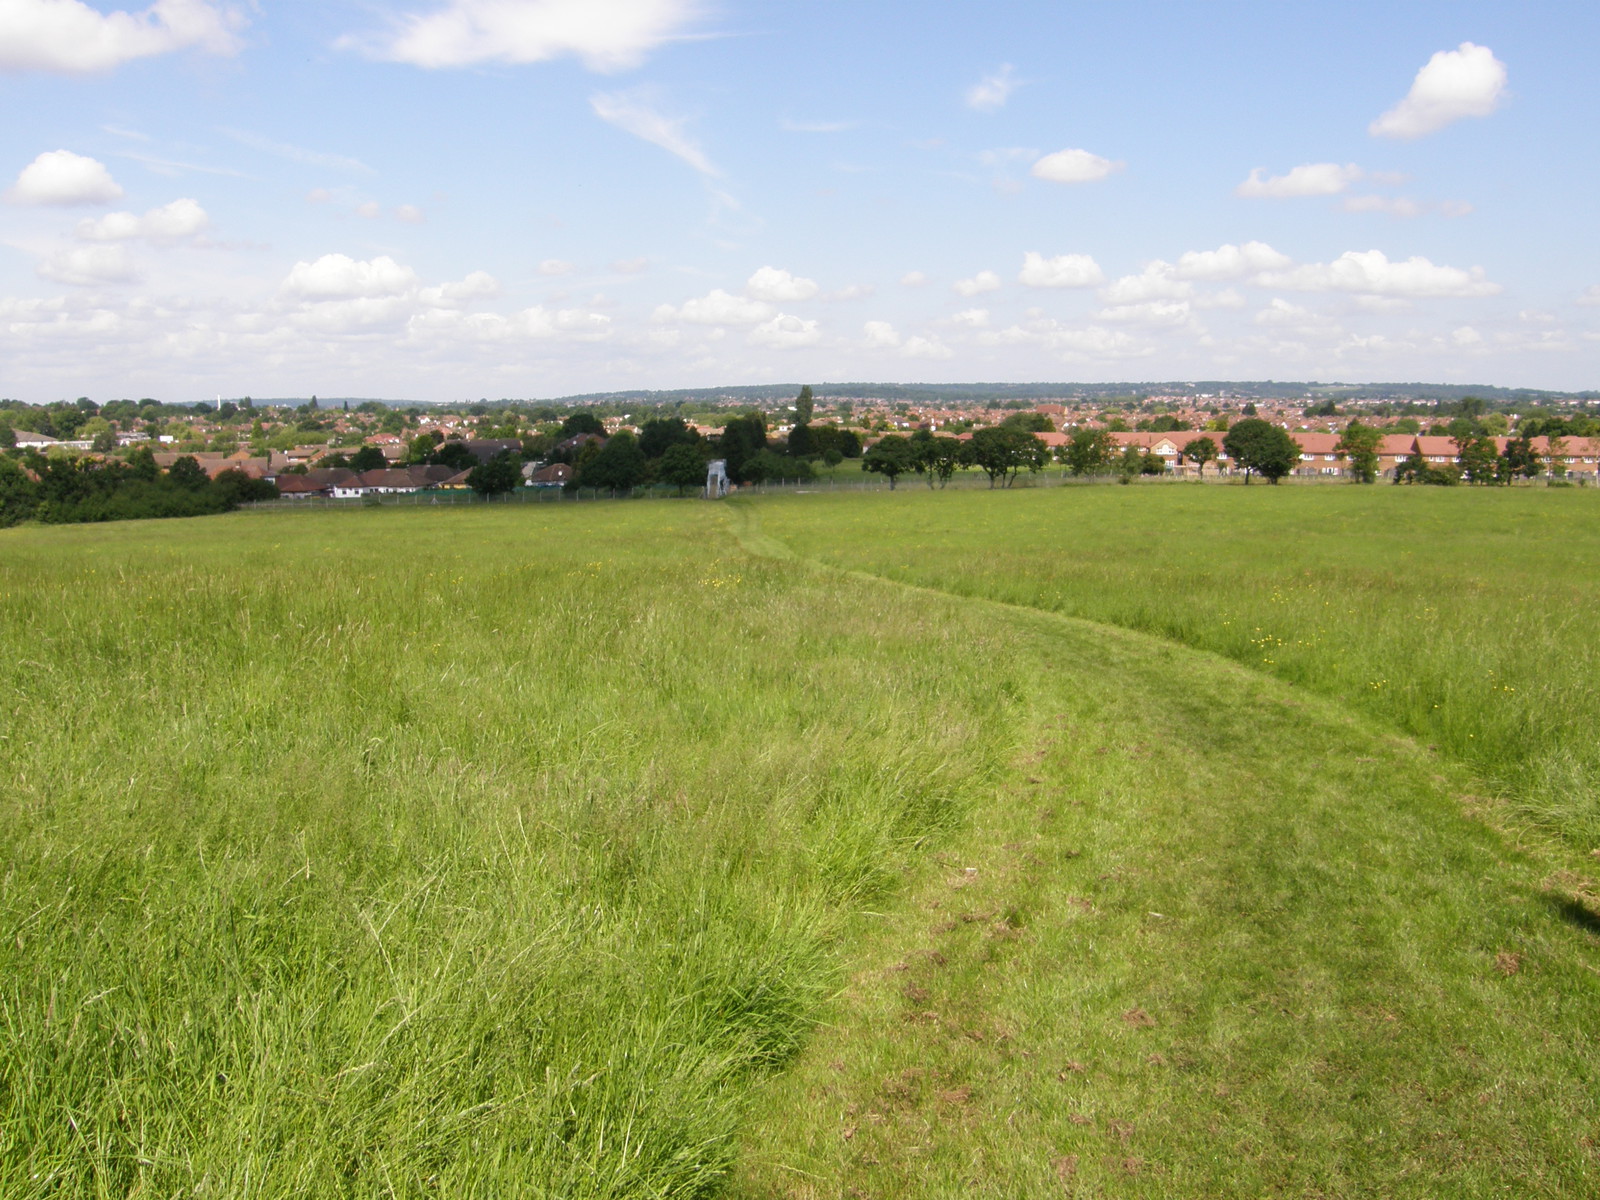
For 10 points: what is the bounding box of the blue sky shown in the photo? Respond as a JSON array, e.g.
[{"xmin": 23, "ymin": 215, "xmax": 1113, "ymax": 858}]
[{"xmin": 1, "ymin": 0, "xmax": 1596, "ymax": 402}]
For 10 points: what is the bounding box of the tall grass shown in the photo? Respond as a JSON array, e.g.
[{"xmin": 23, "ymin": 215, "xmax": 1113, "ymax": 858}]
[
  {"xmin": 752, "ymin": 485, "xmax": 1600, "ymax": 848},
  {"xmin": 0, "ymin": 505, "xmax": 1016, "ymax": 1196}
]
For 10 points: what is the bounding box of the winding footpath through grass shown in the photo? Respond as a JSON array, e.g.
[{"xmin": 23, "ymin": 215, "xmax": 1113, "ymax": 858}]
[
  {"xmin": 726, "ymin": 495, "xmax": 1600, "ymax": 1198},
  {"xmin": 1, "ymin": 492, "xmax": 1597, "ymax": 1197}
]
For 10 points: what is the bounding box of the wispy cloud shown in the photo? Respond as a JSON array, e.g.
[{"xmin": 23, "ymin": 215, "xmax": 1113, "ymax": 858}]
[
  {"xmin": 965, "ymin": 64, "xmax": 1019, "ymax": 112},
  {"xmin": 116, "ymin": 151, "xmax": 249, "ymax": 179},
  {"xmin": 342, "ymin": 0, "xmax": 705, "ymax": 72},
  {"xmin": 590, "ymin": 89, "xmax": 719, "ymax": 176},
  {"xmin": 780, "ymin": 117, "xmax": 857, "ymax": 133},
  {"xmin": 219, "ymin": 128, "xmax": 372, "ymax": 174}
]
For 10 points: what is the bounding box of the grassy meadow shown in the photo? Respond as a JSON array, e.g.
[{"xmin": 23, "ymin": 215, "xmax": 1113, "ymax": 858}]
[
  {"xmin": 754, "ymin": 483, "xmax": 1600, "ymax": 849},
  {"xmin": 1, "ymin": 485, "xmax": 1598, "ymax": 1196}
]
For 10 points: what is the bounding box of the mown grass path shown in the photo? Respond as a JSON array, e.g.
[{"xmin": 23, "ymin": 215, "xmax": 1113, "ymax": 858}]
[{"xmin": 728, "ymin": 498, "xmax": 1600, "ymax": 1198}]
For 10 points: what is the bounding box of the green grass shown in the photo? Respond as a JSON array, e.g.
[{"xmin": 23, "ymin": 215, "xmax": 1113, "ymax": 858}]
[
  {"xmin": 752, "ymin": 483, "xmax": 1600, "ymax": 849},
  {"xmin": 3, "ymin": 488, "xmax": 1599, "ymax": 1196},
  {"xmin": 0, "ymin": 505, "xmax": 1016, "ymax": 1196}
]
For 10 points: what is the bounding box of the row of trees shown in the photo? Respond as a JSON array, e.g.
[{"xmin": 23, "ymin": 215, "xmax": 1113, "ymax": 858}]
[{"xmin": 0, "ymin": 450, "xmax": 278, "ymax": 527}]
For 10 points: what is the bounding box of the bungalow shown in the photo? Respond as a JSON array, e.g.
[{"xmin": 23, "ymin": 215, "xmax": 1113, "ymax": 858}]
[
  {"xmin": 277, "ymin": 467, "xmax": 356, "ymax": 498},
  {"xmin": 526, "ymin": 462, "xmax": 573, "ymax": 487}
]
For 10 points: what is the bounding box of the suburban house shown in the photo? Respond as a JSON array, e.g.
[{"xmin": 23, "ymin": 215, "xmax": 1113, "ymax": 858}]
[{"xmin": 526, "ymin": 462, "xmax": 573, "ymax": 487}]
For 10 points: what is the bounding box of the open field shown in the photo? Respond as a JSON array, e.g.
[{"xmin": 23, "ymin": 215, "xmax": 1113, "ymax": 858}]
[
  {"xmin": 2, "ymin": 488, "xmax": 1599, "ymax": 1197},
  {"xmin": 755, "ymin": 483, "xmax": 1600, "ymax": 850}
]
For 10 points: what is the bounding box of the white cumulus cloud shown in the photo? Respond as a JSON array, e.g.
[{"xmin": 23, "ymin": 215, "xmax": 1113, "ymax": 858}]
[
  {"xmin": 901, "ymin": 335, "xmax": 953, "ymax": 359},
  {"xmin": 1236, "ymin": 162, "xmax": 1361, "ymax": 198},
  {"xmin": 953, "ymin": 269, "xmax": 1001, "ymax": 297},
  {"xmin": 1577, "ymin": 285, "xmax": 1600, "ymax": 307},
  {"xmin": 746, "ymin": 265, "xmax": 818, "ymax": 302},
  {"xmin": 6, "ymin": 150, "xmax": 123, "ymax": 205},
  {"xmin": 748, "ymin": 313, "xmax": 820, "ymax": 348},
  {"xmin": 1257, "ymin": 249, "xmax": 1500, "ymax": 297},
  {"xmin": 282, "ymin": 254, "xmax": 420, "ymax": 300},
  {"xmin": 539, "ymin": 258, "xmax": 575, "ymax": 276},
  {"xmin": 37, "ymin": 243, "xmax": 140, "ymax": 285},
  {"xmin": 1100, "ymin": 262, "xmax": 1190, "ymax": 305},
  {"xmin": 1018, "ymin": 251, "xmax": 1104, "ymax": 288},
  {"xmin": 1030, "ymin": 148, "xmax": 1124, "ymax": 184},
  {"xmin": 1173, "ymin": 241, "xmax": 1292, "ymax": 280},
  {"xmin": 76, "ymin": 197, "xmax": 207, "ymax": 243},
  {"xmin": 899, "ymin": 270, "xmax": 928, "ymax": 287},
  {"xmin": 0, "ymin": 0, "xmax": 243, "ymax": 74},
  {"xmin": 347, "ymin": 0, "xmax": 701, "ymax": 72},
  {"xmin": 1370, "ymin": 42, "xmax": 1508, "ymax": 139},
  {"xmin": 590, "ymin": 88, "xmax": 718, "ymax": 175},
  {"xmin": 965, "ymin": 64, "xmax": 1018, "ymax": 112},
  {"xmin": 862, "ymin": 320, "xmax": 900, "ymax": 349},
  {"xmin": 652, "ymin": 288, "xmax": 774, "ymax": 325}
]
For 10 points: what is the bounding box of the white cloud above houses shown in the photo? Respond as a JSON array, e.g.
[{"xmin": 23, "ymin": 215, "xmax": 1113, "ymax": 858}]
[
  {"xmin": 281, "ymin": 254, "xmax": 420, "ymax": 300},
  {"xmin": 6, "ymin": 150, "xmax": 123, "ymax": 205},
  {"xmin": 1018, "ymin": 251, "xmax": 1103, "ymax": 288},
  {"xmin": 1236, "ymin": 163, "xmax": 1362, "ymax": 198},
  {"xmin": 748, "ymin": 313, "xmax": 820, "ymax": 348},
  {"xmin": 37, "ymin": 243, "xmax": 140, "ymax": 285},
  {"xmin": 653, "ymin": 288, "xmax": 774, "ymax": 325},
  {"xmin": 0, "ymin": 0, "xmax": 243, "ymax": 74},
  {"xmin": 953, "ymin": 270, "xmax": 1001, "ymax": 296},
  {"xmin": 1257, "ymin": 249, "xmax": 1500, "ymax": 297},
  {"xmin": 1030, "ymin": 148, "xmax": 1124, "ymax": 184},
  {"xmin": 746, "ymin": 266, "xmax": 818, "ymax": 302},
  {"xmin": 76, "ymin": 197, "xmax": 208, "ymax": 243},
  {"xmin": 1369, "ymin": 42, "xmax": 1508, "ymax": 139},
  {"xmin": 1173, "ymin": 242, "xmax": 1293, "ymax": 280},
  {"xmin": 346, "ymin": 0, "xmax": 703, "ymax": 72}
]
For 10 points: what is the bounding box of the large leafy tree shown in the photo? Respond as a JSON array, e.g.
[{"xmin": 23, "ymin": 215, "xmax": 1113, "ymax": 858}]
[
  {"xmin": 559, "ymin": 411, "xmax": 605, "ymax": 438},
  {"xmin": 658, "ymin": 442, "xmax": 708, "ymax": 495},
  {"xmin": 638, "ymin": 417, "xmax": 699, "ymax": 460},
  {"xmin": 1454, "ymin": 434, "xmax": 1503, "ymax": 485},
  {"xmin": 1222, "ymin": 419, "xmax": 1299, "ymax": 485},
  {"xmin": 1181, "ymin": 436, "xmax": 1218, "ymax": 478},
  {"xmin": 962, "ymin": 427, "xmax": 1046, "ymax": 488},
  {"xmin": 1000, "ymin": 410, "xmax": 1054, "ymax": 433},
  {"xmin": 467, "ymin": 451, "xmax": 522, "ymax": 496},
  {"xmin": 1062, "ymin": 428, "xmax": 1113, "ymax": 476},
  {"xmin": 1335, "ymin": 421, "xmax": 1383, "ymax": 483},
  {"xmin": 862, "ymin": 435, "xmax": 915, "ymax": 489},
  {"xmin": 577, "ymin": 431, "xmax": 647, "ymax": 494},
  {"xmin": 717, "ymin": 412, "xmax": 767, "ymax": 482},
  {"xmin": 1504, "ymin": 433, "xmax": 1543, "ymax": 481},
  {"xmin": 914, "ymin": 435, "xmax": 964, "ymax": 487},
  {"xmin": 350, "ymin": 445, "xmax": 387, "ymax": 471}
]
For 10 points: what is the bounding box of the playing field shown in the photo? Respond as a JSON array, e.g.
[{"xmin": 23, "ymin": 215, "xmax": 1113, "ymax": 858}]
[{"xmin": 2, "ymin": 485, "xmax": 1597, "ymax": 1197}]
